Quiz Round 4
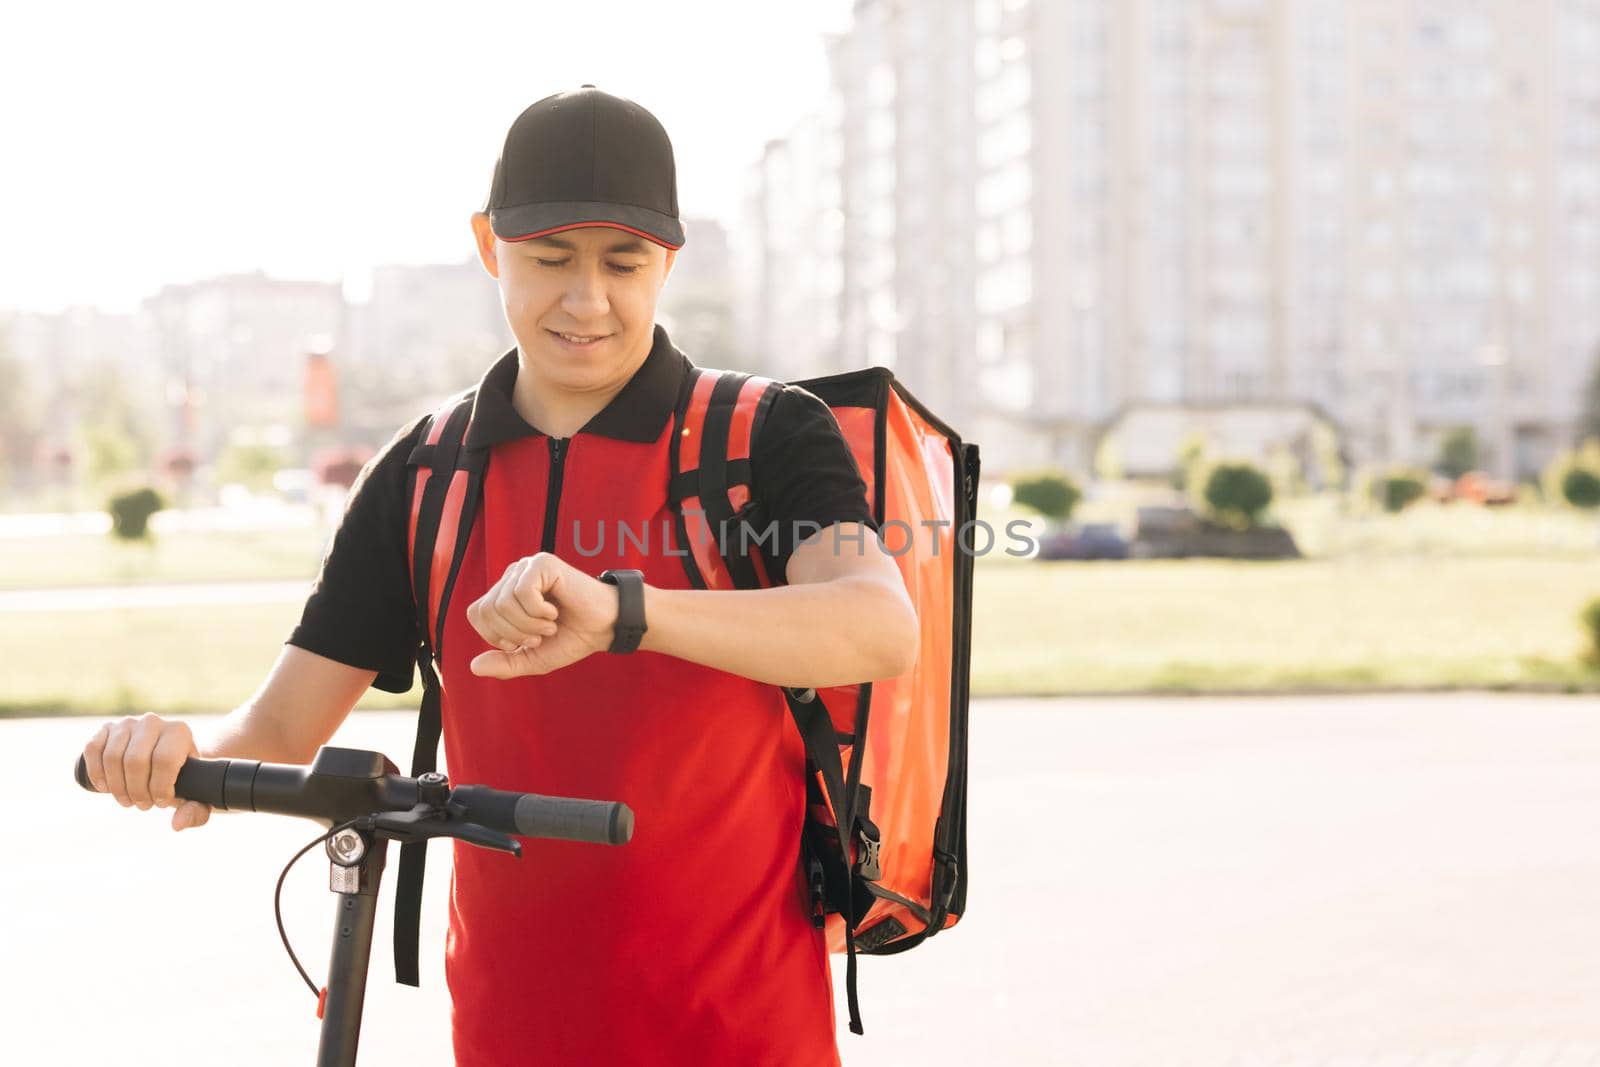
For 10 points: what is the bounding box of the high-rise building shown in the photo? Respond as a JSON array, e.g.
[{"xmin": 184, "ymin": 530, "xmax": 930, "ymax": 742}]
[
  {"xmin": 737, "ymin": 9, "xmax": 949, "ymax": 392},
  {"xmin": 737, "ymin": 109, "xmax": 848, "ymax": 382},
  {"xmin": 828, "ymin": 0, "xmax": 979, "ymax": 423},
  {"xmin": 658, "ymin": 217, "xmax": 742, "ymax": 371},
  {"xmin": 749, "ymin": 0, "xmax": 1600, "ymax": 478}
]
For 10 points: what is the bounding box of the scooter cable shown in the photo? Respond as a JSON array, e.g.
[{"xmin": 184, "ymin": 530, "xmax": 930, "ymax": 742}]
[{"xmin": 274, "ymin": 820, "xmax": 359, "ymax": 998}]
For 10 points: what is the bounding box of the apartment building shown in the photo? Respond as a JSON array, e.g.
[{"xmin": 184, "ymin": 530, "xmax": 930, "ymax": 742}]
[{"xmin": 745, "ymin": 0, "xmax": 1600, "ymax": 478}]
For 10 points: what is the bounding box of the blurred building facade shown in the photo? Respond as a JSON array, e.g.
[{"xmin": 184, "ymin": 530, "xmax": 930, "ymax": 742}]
[
  {"xmin": 352, "ymin": 260, "xmax": 508, "ymax": 391},
  {"xmin": 738, "ymin": 118, "xmax": 848, "ymax": 384},
  {"xmin": 657, "ymin": 216, "xmax": 742, "ymax": 371},
  {"xmin": 141, "ymin": 272, "xmax": 347, "ymax": 456},
  {"xmin": 3, "ymin": 219, "xmax": 752, "ymax": 481},
  {"xmin": 4, "ymin": 264, "xmax": 513, "ymax": 477},
  {"xmin": 344, "ymin": 260, "xmax": 511, "ymax": 441},
  {"xmin": 740, "ymin": 0, "xmax": 1600, "ymax": 479}
]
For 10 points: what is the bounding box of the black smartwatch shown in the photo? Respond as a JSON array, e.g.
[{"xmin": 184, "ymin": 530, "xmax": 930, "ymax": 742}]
[{"xmin": 598, "ymin": 569, "xmax": 648, "ymax": 654}]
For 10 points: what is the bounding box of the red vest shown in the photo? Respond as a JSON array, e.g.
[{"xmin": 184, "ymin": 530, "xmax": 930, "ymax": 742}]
[{"xmin": 436, "ymin": 420, "xmax": 840, "ymax": 1065}]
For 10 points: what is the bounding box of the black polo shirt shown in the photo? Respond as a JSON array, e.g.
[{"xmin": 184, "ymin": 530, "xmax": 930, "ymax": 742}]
[{"xmin": 289, "ymin": 325, "xmax": 876, "ymax": 693}]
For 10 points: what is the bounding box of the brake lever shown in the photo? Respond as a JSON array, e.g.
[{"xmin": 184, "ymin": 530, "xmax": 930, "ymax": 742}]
[
  {"xmin": 450, "ymin": 821, "xmax": 522, "ymax": 857},
  {"xmin": 363, "ymin": 805, "xmax": 522, "ymax": 857}
]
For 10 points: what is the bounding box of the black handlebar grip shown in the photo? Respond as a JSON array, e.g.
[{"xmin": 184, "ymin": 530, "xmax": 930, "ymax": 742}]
[
  {"xmin": 450, "ymin": 785, "xmax": 634, "ymax": 846},
  {"xmin": 516, "ymin": 794, "xmax": 634, "ymax": 846},
  {"xmin": 73, "ymin": 754, "xmax": 235, "ymax": 808},
  {"xmin": 173, "ymin": 758, "xmax": 233, "ymax": 808}
]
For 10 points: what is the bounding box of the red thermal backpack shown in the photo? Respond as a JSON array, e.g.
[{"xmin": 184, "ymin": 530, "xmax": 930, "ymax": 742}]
[{"xmin": 395, "ymin": 364, "xmax": 977, "ymax": 1036}]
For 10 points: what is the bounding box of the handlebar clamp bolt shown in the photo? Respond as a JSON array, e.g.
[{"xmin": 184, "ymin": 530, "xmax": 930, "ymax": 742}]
[
  {"xmin": 327, "ymin": 828, "xmax": 367, "ymax": 867},
  {"xmin": 417, "ymin": 771, "xmax": 450, "ymax": 807}
]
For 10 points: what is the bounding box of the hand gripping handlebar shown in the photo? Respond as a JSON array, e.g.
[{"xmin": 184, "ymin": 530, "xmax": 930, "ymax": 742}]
[{"xmin": 74, "ymin": 744, "xmax": 634, "ymax": 1067}]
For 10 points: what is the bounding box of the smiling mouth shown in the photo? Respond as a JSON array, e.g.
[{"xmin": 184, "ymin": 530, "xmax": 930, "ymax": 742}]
[{"xmin": 548, "ymin": 329, "xmax": 609, "ymax": 345}]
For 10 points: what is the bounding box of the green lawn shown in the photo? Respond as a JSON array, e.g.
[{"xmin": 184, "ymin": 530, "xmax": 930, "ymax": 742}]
[
  {"xmin": 972, "ymin": 556, "xmax": 1600, "ymax": 694},
  {"xmin": 0, "ymin": 527, "xmax": 326, "ymax": 589},
  {"xmin": 1272, "ymin": 496, "xmax": 1600, "ymax": 558},
  {"xmin": 9, "ymin": 498, "xmax": 1595, "ymax": 588},
  {"xmin": 0, "ymin": 601, "xmax": 416, "ymax": 717},
  {"xmin": 4, "ymin": 554, "xmax": 1597, "ymax": 717}
]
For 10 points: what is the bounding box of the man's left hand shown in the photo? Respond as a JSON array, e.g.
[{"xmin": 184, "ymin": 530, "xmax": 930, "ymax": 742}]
[{"xmin": 466, "ymin": 553, "xmax": 621, "ymax": 679}]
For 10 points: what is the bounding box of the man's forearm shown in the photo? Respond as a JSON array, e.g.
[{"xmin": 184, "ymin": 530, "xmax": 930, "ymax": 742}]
[
  {"xmin": 637, "ymin": 575, "xmax": 918, "ymax": 688},
  {"xmin": 198, "ymin": 645, "xmax": 377, "ymax": 764},
  {"xmin": 198, "ymin": 702, "xmax": 308, "ymax": 764}
]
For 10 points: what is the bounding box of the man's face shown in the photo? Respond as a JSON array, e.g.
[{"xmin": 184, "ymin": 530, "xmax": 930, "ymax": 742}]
[{"xmin": 471, "ymin": 214, "xmax": 675, "ymax": 393}]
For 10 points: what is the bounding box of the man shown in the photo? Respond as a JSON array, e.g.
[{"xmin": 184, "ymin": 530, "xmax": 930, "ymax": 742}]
[{"xmin": 81, "ymin": 86, "xmax": 918, "ymax": 1065}]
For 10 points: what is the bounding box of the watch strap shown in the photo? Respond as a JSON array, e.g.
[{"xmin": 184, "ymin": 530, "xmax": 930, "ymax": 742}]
[{"xmin": 598, "ymin": 569, "xmax": 647, "ymax": 654}]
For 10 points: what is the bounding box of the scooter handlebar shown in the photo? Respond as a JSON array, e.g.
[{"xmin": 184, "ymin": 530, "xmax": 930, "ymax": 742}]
[{"xmin": 74, "ymin": 751, "xmax": 634, "ymax": 846}]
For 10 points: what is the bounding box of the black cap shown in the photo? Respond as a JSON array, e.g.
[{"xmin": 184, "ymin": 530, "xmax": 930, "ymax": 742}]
[{"xmin": 487, "ymin": 87, "xmax": 684, "ymax": 250}]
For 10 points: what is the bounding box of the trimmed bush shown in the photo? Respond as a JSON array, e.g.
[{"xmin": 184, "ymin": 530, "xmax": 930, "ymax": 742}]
[
  {"xmin": 1562, "ymin": 467, "xmax": 1600, "ymax": 510},
  {"xmin": 1202, "ymin": 462, "xmax": 1273, "ymax": 528},
  {"xmin": 107, "ymin": 486, "xmax": 166, "ymax": 541},
  {"xmin": 1543, "ymin": 439, "xmax": 1600, "ymax": 508},
  {"xmin": 1583, "ymin": 598, "xmax": 1600, "ymax": 666},
  {"xmin": 1011, "ymin": 472, "xmax": 1082, "ymax": 522},
  {"xmin": 1376, "ymin": 471, "xmax": 1427, "ymax": 513}
]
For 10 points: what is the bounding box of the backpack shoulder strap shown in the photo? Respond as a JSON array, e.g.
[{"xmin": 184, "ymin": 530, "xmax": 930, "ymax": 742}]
[
  {"xmin": 407, "ymin": 389, "xmax": 479, "ymax": 653},
  {"xmin": 668, "ymin": 367, "xmax": 782, "ymax": 591},
  {"xmin": 395, "ymin": 388, "xmax": 485, "ymax": 988}
]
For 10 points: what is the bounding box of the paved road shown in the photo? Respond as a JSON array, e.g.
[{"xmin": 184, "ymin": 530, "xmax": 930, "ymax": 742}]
[{"xmin": 8, "ymin": 694, "xmax": 1600, "ymax": 1065}]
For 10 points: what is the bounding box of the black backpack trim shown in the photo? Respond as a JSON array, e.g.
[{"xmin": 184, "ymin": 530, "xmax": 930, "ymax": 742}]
[
  {"xmin": 394, "ymin": 391, "xmax": 486, "ymax": 987},
  {"xmin": 795, "ymin": 368, "xmax": 977, "ymax": 953}
]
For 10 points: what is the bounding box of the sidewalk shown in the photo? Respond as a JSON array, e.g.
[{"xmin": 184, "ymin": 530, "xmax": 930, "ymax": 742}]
[
  {"xmin": 10, "ymin": 693, "xmax": 1600, "ymax": 1065},
  {"xmin": 0, "ymin": 579, "xmax": 311, "ymax": 613}
]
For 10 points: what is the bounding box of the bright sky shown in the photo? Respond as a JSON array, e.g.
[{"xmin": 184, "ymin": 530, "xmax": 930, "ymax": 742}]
[{"xmin": 1, "ymin": 0, "xmax": 852, "ymax": 314}]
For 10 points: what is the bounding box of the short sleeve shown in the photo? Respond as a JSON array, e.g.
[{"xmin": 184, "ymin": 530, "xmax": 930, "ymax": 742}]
[
  {"xmin": 748, "ymin": 385, "xmax": 877, "ymax": 582},
  {"xmin": 286, "ymin": 414, "xmax": 429, "ymax": 693}
]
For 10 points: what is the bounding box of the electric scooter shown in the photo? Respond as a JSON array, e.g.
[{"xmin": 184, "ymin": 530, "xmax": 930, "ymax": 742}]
[{"xmin": 74, "ymin": 746, "xmax": 634, "ymax": 1067}]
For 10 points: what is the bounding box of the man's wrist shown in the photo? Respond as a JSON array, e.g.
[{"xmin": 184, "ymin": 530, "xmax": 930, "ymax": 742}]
[{"xmin": 598, "ymin": 569, "xmax": 648, "ymax": 653}]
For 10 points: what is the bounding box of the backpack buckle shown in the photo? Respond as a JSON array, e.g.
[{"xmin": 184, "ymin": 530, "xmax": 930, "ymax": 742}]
[
  {"xmin": 855, "ymin": 821, "xmax": 882, "ymax": 882},
  {"xmin": 807, "ymin": 855, "xmax": 827, "ymax": 928}
]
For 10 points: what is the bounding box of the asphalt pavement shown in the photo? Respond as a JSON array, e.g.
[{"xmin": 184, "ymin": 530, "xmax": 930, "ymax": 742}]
[{"xmin": 8, "ymin": 694, "xmax": 1600, "ymax": 1066}]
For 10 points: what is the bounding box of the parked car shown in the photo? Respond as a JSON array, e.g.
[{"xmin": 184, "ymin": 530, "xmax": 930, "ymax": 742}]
[
  {"xmin": 1037, "ymin": 522, "xmax": 1131, "ymax": 561},
  {"xmin": 1131, "ymin": 505, "xmax": 1301, "ymax": 560}
]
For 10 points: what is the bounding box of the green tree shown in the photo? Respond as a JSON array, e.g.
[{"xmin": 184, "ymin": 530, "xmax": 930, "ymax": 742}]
[
  {"xmin": 1266, "ymin": 444, "xmax": 1305, "ymax": 500},
  {"xmin": 1174, "ymin": 432, "xmax": 1209, "ymax": 492},
  {"xmin": 1435, "ymin": 426, "xmax": 1479, "ymax": 480},
  {"xmin": 1310, "ymin": 421, "xmax": 1346, "ymax": 491},
  {"xmin": 1011, "ymin": 471, "xmax": 1082, "ymax": 523},
  {"xmin": 73, "ymin": 362, "xmax": 153, "ymax": 489},
  {"xmin": 1092, "ymin": 433, "xmax": 1123, "ymax": 483},
  {"xmin": 1203, "ymin": 462, "xmax": 1273, "ymax": 528},
  {"xmin": 80, "ymin": 423, "xmax": 139, "ymax": 486},
  {"xmin": 215, "ymin": 441, "xmax": 287, "ymax": 491}
]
